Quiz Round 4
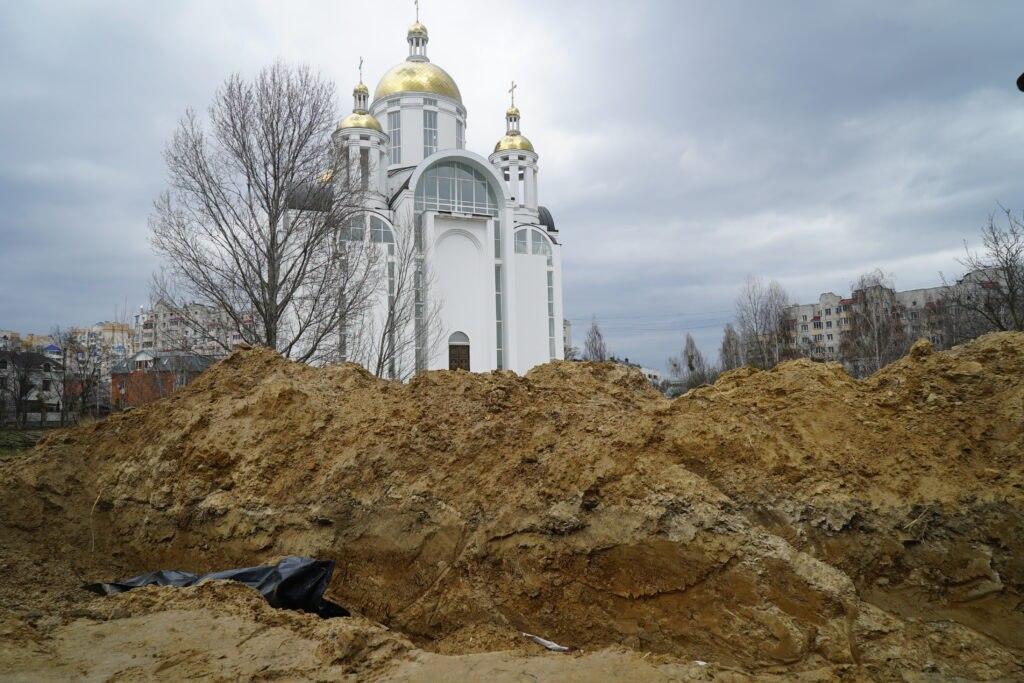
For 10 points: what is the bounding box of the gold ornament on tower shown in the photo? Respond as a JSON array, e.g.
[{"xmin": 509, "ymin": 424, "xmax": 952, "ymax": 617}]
[{"xmin": 495, "ymin": 80, "xmax": 534, "ymax": 153}]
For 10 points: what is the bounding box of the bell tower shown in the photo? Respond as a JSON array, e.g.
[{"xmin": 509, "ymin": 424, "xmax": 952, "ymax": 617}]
[{"xmin": 489, "ymin": 81, "xmax": 539, "ymax": 208}]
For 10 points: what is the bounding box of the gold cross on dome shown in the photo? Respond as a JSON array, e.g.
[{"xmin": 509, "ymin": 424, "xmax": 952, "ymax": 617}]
[{"xmin": 509, "ymin": 80, "xmax": 517, "ymax": 107}]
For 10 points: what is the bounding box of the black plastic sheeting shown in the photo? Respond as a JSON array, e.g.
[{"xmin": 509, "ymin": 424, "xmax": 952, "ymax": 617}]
[{"xmin": 84, "ymin": 556, "xmax": 348, "ymax": 618}]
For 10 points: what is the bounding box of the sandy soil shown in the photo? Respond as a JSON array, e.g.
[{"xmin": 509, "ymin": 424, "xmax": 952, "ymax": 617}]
[{"xmin": 1, "ymin": 332, "xmax": 1022, "ymax": 681}]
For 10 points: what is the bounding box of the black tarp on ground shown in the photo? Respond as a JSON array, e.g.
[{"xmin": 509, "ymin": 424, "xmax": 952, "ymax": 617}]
[{"xmin": 84, "ymin": 556, "xmax": 348, "ymax": 618}]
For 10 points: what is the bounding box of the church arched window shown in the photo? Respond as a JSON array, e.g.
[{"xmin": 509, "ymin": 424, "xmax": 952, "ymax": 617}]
[
  {"xmin": 341, "ymin": 214, "xmax": 364, "ymax": 241},
  {"xmin": 336, "ymin": 212, "xmax": 399, "ymax": 376},
  {"xmin": 513, "ymin": 227, "xmax": 553, "ymax": 266},
  {"xmin": 341, "ymin": 213, "xmax": 394, "ymax": 249},
  {"xmin": 415, "ymin": 160, "xmax": 499, "ymax": 216},
  {"xmin": 369, "ymin": 216, "xmax": 394, "ymax": 244}
]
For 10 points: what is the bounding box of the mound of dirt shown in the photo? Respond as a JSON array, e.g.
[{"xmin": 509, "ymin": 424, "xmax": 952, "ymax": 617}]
[{"xmin": 1, "ymin": 332, "xmax": 1023, "ymax": 680}]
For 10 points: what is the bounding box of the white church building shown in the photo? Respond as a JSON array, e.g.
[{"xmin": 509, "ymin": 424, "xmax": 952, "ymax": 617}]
[{"xmin": 326, "ymin": 16, "xmax": 564, "ymax": 375}]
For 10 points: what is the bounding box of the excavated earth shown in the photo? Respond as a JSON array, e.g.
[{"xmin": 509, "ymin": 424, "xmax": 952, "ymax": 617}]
[{"xmin": 1, "ymin": 332, "xmax": 1022, "ymax": 681}]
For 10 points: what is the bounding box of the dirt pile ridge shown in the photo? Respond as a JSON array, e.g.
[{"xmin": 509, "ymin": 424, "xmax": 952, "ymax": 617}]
[{"xmin": 1, "ymin": 332, "xmax": 1023, "ymax": 680}]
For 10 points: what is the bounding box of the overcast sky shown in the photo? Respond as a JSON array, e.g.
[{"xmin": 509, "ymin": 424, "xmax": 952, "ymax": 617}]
[{"xmin": 2, "ymin": 1, "xmax": 1023, "ymax": 370}]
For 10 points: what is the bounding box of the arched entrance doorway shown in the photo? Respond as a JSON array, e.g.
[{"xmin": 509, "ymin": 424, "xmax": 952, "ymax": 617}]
[{"xmin": 448, "ymin": 331, "xmax": 470, "ymax": 371}]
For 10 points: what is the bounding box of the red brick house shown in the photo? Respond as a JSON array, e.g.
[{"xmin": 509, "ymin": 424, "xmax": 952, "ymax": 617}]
[{"xmin": 111, "ymin": 350, "xmax": 213, "ymax": 409}]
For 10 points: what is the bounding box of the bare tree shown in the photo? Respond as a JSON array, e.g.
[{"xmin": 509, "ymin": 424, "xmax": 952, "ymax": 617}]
[
  {"xmin": 0, "ymin": 358, "xmax": 9, "ymax": 426},
  {"xmin": 64, "ymin": 329, "xmax": 110, "ymax": 419},
  {"xmin": 340, "ymin": 221, "xmax": 445, "ymax": 380},
  {"xmin": 734, "ymin": 276, "xmax": 794, "ymax": 369},
  {"xmin": 0, "ymin": 350, "xmax": 58, "ymax": 428},
  {"xmin": 150, "ymin": 62, "xmax": 369, "ymax": 362},
  {"xmin": 0, "ymin": 352, "xmax": 26, "ymax": 427},
  {"xmin": 49, "ymin": 326, "xmax": 76, "ymax": 426},
  {"xmin": 583, "ymin": 317, "xmax": 608, "ymax": 362},
  {"xmin": 668, "ymin": 332, "xmax": 719, "ymax": 389},
  {"xmin": 719, "ymin": 323, "xmax": 744, "ymax": 371},
  {"xmin": 839, "ymin": 270, "xmax": 910, "ymax": 376},
  {"xmin": 10, "ymin": 354, "xmax": 33, "ymax": 428},
  {"xmin": 941, "ymin": 207, "xmax": 1024, "ymax": 343}
]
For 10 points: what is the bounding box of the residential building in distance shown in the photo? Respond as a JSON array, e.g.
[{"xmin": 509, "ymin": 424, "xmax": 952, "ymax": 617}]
[
  {"xmin": 71, "ymin": 321, "xmax": 135, "ymax": 369},
  {"xmin": 608, "ymin": 356, "xmax": 663, "ymax": 387},
  {"xmin": 0, "ymin": 350, "xmax": 64, "ymax": 426},
  {"xmin": 0, "ymin": 331, "xmax": 20, "ymax": 350},
  {"xmin": 133, "ymin": 301, "xmax": 247, "ymax": 359},
  {"xmin": 111, "ymin": 350, "xmax": 214, "ymax": 409},
  {"xmin": 788, "ymin": 283, "xmax": 949, "ymax": 361},
  {"xmin": 639, "ymin": 367, "xmax": 664, "ymax": 387},
  {"xmin": 790, "ymin": 292, "xmax": 858, "ymax": 361},
  {"xmin": 22, "ymin": 333, "xmax": 55, "ymax": 351}
]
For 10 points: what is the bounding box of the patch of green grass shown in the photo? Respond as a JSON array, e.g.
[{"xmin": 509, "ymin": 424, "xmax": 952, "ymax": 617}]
[{"xmin": 0, "ymin": 429, "xmax": 44, "ymax": 459}]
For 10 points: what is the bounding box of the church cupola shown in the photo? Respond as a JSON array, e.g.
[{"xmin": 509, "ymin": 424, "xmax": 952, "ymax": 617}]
[
  {"xmin": 493, "ymin": 82, "xmax": 534, "ymax": 154},
  {"xmin": 407, "ymin": 7, "xmax": 429, "ymax": 63},
  {"xmin": 353, "ymin": 81, "xmax": 370, "ymax": 114},
  {"xmin": 490, "ymin": 81, "xmax": 539, "ymax": 207},
  {"xmin": 337, "ymin": 62, "xmax": 382, "ymax": 133},
  {"xmin": 407, "ymin": 23, "xmax": 428, "ymax": 61},
  {"xmin": 332, "ymin": 60, "xmax": 388, "ymax": 199},
  {"xmin": 505, "ymin": 105, "xmax": 521, "ymax": 136}
]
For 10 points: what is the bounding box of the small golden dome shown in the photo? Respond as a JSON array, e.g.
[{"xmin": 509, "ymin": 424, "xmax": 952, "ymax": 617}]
[
  {"xmin": 374, "ymin": 61, "xmax": 462, "ymax": 103},
  {"xmin": 407, "ymin": 21, "xmax": 428, "ymax": 38},
  {"xmin": 338, "ymin": 112, "xmax": 383, "ymax": 132},
  {"xmin": 494, "ymin": 133, "xmax": 535, "ymax": 153},
  {"xmin": 506, "ymin": 105, "xmax": 520, "ymax": 118},
  {"xmin": 353, "ymin": 82, "xmax": 369, "ymax": 96}
]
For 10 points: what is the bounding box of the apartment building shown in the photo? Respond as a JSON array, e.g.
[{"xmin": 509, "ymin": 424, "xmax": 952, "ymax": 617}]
[
  {"xmin": 134, "ymin": 301, "xmax": 247, "ymax": 359},
  {"xmin": 789, "ymin": 292, "xmax": 851, "ymax": 360},
  {"xmin": 0, "ymin": 350, "xmax": 64, "ymax": 425},
  {"xmin": 788, "ymin": 284, "xmax": 949, "ymax": 361}
]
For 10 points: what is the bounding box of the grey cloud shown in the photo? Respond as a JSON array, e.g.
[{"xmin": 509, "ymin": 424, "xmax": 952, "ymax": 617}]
[{"xmin": 1, "ymin": 1, "xmax": 1023, "ymax": 372}]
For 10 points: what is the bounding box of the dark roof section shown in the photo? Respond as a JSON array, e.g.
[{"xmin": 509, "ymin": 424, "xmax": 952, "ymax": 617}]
[
  {"xmin": 112, "ymin": 350, "xmax": 214, "ymax": 375},
  {"xmin": 538, "ymin": 206, "xmax": 556, "ymax": 232},
  {"xmin": 286, "ymin": 182, "xmax": 334, "ymax": 212},
  {"xmin": 387, "ymin": 166, "xmax": 416, "ymax": 206},
  {"xmin": 0, "ymin": 350, "xmax": 62, "ymax": 371}
]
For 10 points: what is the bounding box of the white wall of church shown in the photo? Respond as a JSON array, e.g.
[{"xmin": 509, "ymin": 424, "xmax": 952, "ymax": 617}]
[
  {"xmin": 430, "ymin": 214, "xmax": 493, "ymax": 371},
  {"xmin": 514, "ymin": 251, "xmax": 553, "ymax": 369},
  {"xmin": 371, "ymin": 95, "xmax": 465, "ymax": 168}
]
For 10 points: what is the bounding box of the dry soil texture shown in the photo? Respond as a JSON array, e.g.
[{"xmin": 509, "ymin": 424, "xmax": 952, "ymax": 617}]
[{"xmin": 1, "ymin": 333, "xmax": 1022, "ymax": 680}]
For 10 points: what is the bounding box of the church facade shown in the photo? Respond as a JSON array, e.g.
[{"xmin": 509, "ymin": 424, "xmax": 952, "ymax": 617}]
[{"xmin": 329, "ymin": 18, "xmax": 564, "ymax": 376}]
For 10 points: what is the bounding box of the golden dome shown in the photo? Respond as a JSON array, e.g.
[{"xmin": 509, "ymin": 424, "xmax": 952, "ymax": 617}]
[
  {"xmin": 506, "ymin": 105, "xmax": 520, "ymax": 118},
  {"xmin": 407, "ymin": 21, "xmax": 428, "ymax": 38},
  {"xmin": 494, "ymin": 133, "xmax": 534, "ymax": 153},
  {"xmin": 338, "ymin": 112, "xmax": 383, "ymax": 132},
  {"xmin": 374, "ymin": 61, "xmax": 462, "ymax": 103},
  {"xmin": 353, "ymin": 82, "xmax": 369, "ymax": 96}
]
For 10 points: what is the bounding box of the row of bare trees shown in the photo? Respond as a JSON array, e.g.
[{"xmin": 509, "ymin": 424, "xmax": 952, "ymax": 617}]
[
  {"xmin": 662, "ymin": 276, "xmax": 796, "ymax": 391},
  {"xmin": 149, "ymin": 62, "xmax": 442, "ymax": 379},
  {"xmin": 664, "ymin": 206, "xmax": 1024, "ymax": 389},
  {"xmin": 0, "ymin": 352, "xmax": 56, "ymax": 428},
  {"xmin": 0, "ymin": 328, "xmax": 118, "ymax": 428},
  {"xmin": 839, "ymin": 210, "xmax": 1024, "ymax": 375},
  {"xmin": 147, "ymin": 61, "xmax": 1023, "ymax": 386},
  {"xmin": 941, "ymin": 207, "xmax": 1024, "ymax": 341},
  {"xmin": 49, "ymin": 326, "xmax": 111, "ymax": 423}
]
